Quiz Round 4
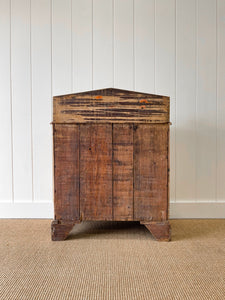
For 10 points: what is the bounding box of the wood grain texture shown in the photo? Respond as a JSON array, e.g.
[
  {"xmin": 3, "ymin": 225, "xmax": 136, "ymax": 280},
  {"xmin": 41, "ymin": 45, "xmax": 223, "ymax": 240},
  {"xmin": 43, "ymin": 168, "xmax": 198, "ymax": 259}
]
[
  {"xmin": 51, "ymin": 220, "xmax": 77, "ymax": 241},
  {"xmin": 52, "ymin": 90, "xmax": 171, "ymax": 240},
  {"xmin": 51, "ymin": 220, "xmax": 80, "ymax": 241},
  {"xmin": 141, "ymin": 221, "xmax": 171, "ymax": 241},
  {"xmin": 53, "ymin": 124, "xmax": 79, "ymax": 221},
  {"xmin": 113, "ymin": 124, "xmax": 133, "ymax": 221},
  {"xmin": 53, "ymin": 88, "xmax": 169, "ymax": 124},
  {"xmin": 80, "ymin": 124, "xmax": 112, "ymax": 220},
  {"xmin": 134, "ymin": 124, "xmax": 169, "ymax": 222}
]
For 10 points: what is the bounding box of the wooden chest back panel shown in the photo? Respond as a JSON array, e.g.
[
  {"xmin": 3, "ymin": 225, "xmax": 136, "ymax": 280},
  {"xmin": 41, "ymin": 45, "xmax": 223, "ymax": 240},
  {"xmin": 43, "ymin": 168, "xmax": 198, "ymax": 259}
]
[
  {"xmin": 133, "ymin": 124, "xmax": 168, "ymax": 221},
  {"xmin": 54, "ymin": 124, "xmax": 80, "ymax": 221},
  {"xmin": 53, "ymin": 123, "xmax": 169, "ymax": 222},
  {"xmin": 113, "ymin": 124, "xmax": 134, "ymax": 221},
  {"xmin": 53, "ymin": 88, "xmax": 169, "ymax": 124},
  {"xmin": 80, "ymin": 124, "xmax": 112, "ymax": 220}
]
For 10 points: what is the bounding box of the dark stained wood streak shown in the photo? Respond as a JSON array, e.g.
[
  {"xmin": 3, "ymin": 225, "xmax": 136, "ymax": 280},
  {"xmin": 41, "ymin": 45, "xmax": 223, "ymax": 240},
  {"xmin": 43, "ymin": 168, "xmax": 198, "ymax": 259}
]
[
  {"xmin": 118, "ymin": 101, "xmax": 166, "ymax": 106},
  {"xmin": 80, "ymin": 118, "xmax": 164, "ymax": 122},
  {"xmin": 60, "ymin": 99, "xmax": 167, "ymax": 107},
  {"xmin": 61, "ymin": 109, "xmax": 166, "ymax": 115},
  {"xmin": 113, "ymin": 124, "xmax": 133, "ymax": 221}
]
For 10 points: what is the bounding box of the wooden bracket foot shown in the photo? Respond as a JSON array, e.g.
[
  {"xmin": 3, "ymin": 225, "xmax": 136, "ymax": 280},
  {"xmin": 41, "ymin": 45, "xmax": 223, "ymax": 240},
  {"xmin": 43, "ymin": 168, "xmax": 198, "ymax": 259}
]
[
  {"xmin": 141, "ymin": 221, "xmax": 171, "ymax": 241},
  {"xmin": 51, "ymin": 220, "xmax": 76, "ymax": 241}
]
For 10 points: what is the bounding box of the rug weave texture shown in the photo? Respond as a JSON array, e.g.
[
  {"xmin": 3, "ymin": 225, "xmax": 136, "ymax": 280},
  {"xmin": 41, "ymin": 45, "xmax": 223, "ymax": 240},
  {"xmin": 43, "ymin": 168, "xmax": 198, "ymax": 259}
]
[{"xmin": 0, "ymin": 219, "xmax": 225, "ymax": 299}]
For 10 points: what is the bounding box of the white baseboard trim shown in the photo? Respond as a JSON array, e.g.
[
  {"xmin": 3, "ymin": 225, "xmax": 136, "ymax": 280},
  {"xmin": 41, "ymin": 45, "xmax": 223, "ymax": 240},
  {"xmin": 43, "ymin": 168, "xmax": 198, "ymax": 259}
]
[
  {"xmin": 0, "ymin": 202, "xmax": 224, "ymax": 219},
  {"xmin": 0, "ymin": 203, "xmax": 54, "ymax": 218},
  {"xmin": 169, "ymin": 202, "xmax": 225, "ymax": 219}
]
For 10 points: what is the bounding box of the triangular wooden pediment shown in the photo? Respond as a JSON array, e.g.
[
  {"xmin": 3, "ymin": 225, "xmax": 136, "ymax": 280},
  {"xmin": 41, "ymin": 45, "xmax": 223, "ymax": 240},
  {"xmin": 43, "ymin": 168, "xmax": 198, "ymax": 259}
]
[{"xmin": 53, "ymin": 88, "xmax": 170, "ymax": 124}]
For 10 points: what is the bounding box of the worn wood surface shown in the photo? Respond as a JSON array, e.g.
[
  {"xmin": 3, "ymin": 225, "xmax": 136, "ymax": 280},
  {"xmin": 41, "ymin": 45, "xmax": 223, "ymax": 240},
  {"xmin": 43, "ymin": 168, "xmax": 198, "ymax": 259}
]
[
  {"xmin": 52, "ymin": 89, "xmax": 171, "ymax": 241},
  {"xmin": 53, "ymin": 88, "xmax": 169, "ymax": 124},
  {"xmin": 53, "ymin": 124, "xmax": 80, "ymax": 221},
  {"xmin": 133, "ymin": 124, "xmax": 169, "ymax": 221},
  {"xmin": 113, "ymin": 124, "xmax": 133, "ymax": 220},
  {"xmin": 51, "ymin": 220, "xmax": 76, "ymax": 241},
  {"xmin": 80, "ymin": 124, "xmax": 113, "ymax": 220},
  {"xmin": 141, "ymin": 221, "xmax": 171, "ymax": 241}
]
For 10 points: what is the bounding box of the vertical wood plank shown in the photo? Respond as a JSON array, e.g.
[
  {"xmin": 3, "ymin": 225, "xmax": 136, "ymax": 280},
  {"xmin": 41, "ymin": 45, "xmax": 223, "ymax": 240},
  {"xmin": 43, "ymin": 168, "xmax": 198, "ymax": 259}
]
[
  {"xmin": 72, "ymin": 0, "xmax": 92, "ymax": 92},
  {"xmin": 0, "ymin": 0, "xmax": 12, "ymax": 202},
  {"xmin": 134, "ymin": 0, "xmax": 155, "ymax": 93},
  {"xmin": 31, "ymin": 0, "xmax": 52, "ymax": 202},
  {"xmin": 217, "ymin": 0, "xmax": 225, "ymax": 202},
  {"xmin": 114, "ymin": 0, "xmax": 134, "ymax": 90},
  {"xmin": 80, "ymin": 124, "xmax": 112, "ymax": 220},
  {"xmin": 176, "ymin": 0, "xmax": 196, "ymax": 202},
  {"xmin": 196, "ymin": 0, "xmax": 217, "ymax": 202},
  {"xmin": 52, "ymin": 0, "xmax": 72, "ymax": 95},
  {"xmin": 54, "ymin": 124, "xmax": 79, "ymax": 220},
  {"xmin": 134, "ymin": 124, "xmax": 168, "ymax": 221},
  {"xmin": 155, "ymin": 0, "xmax": 176, "ymax": 203},
  {"xmin": 113, "ymin": 124, "xmax": 133, "ymax": 221},
  {"xmin": 93, "ymin": 0, "xmax": 113, "ymax": 89},
  {"xmin": 11, "ymin": 0, "xmax": 33, "ymax": 202}
]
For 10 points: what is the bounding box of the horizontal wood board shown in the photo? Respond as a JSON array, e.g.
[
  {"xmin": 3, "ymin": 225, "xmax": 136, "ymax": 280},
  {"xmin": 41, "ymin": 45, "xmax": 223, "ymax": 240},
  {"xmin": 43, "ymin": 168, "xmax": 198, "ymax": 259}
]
[{"xmin": 53, "ymin": 88, "xmax": 170, "ymax": 124}]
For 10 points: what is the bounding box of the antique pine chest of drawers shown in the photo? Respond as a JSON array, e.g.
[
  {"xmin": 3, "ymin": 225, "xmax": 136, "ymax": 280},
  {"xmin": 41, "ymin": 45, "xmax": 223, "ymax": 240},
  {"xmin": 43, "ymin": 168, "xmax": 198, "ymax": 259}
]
[{"xmin": 51, "ymin": 88, "xmax": 171, "ymax": 241}]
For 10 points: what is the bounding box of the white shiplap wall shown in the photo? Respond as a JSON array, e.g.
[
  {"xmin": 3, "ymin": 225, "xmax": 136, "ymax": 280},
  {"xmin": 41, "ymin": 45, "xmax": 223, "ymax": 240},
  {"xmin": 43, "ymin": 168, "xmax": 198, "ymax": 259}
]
[{"xmin": 0, "ymin": 0, "xmax": 225, "ymax": 218}]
